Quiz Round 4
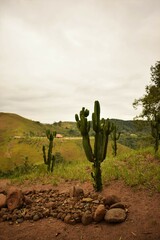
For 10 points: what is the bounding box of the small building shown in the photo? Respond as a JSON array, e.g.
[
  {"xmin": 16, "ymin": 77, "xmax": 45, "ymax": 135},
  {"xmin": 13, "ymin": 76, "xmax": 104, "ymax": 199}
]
[{"xmin": 56, "ymin": 134, "xmax": 63, "ymax": 138}]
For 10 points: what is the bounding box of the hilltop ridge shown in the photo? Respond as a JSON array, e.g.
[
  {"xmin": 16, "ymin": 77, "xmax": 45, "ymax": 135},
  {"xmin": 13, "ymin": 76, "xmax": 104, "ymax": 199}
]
[{"xmin": 0, "ymin": 112, "xmax": 151, "ymax": 148}]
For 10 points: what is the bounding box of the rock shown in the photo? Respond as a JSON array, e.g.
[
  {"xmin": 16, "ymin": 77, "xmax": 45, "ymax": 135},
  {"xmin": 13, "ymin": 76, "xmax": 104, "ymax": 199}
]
[
  {"xmin": 16, "ymin": 218, "xmax": 24, "ymax": 223},
  {"xmin": 24, "ymin": 196, "xmax": 33, "ymax": 205},
  {"xmin": 33, "ymin": 213, "xmax": 40, "ymax": 221},
  {"xmin": 45, "ymin": 202, "xmax": 56, "ymax": 209},
  {"xmin": 64, "ymin": 214, "xmax": 76, "ymax": 224},
  {"xmin": 81, "ymin": 211, "xmax": 93, "ymax": 225},
  {"xmin": 50, "ymin": 212, "xmax": 58, "ymax": 218},
  {"xmin": 42, "ymin": 208, "xmax": 50, "ymax": 217},
  {"xmin": 103, "ymin": 195, "xmax": 121, "ymax": 207},
  {"xmin": 82, "ymin": 198, "xmax": 93, "ymax": 203},
  {"xmin": 0, "ymin": 186, "xmax": 128, "ymax": 225},
  {"xmin": 64, "ymin": 214, "xmax": 72, "ymax": 223},
  {"xmin": 6, "ymin": 187, "xmax": 24, "ymax": 211},
  {"xmin": 69, "ymin": 186, "xmax": 84, "ymax": 198},
  {"xmin": 92, "ymin": 200, "xmax": 99, "ymax": 204},
  {"xmin": 104, "ymin": 208, "xmax": 127, "ymax": 223},
  {"xmin": 0, "ymin": 193, "xmax": 7, "ymax": 209},
  {"xmin": 93, "ymin": 204, "xmax": 106, "ymax": 222},
  {"xmin": 110, "ymin": 202, "xmax": 126, "ymax": 210}
]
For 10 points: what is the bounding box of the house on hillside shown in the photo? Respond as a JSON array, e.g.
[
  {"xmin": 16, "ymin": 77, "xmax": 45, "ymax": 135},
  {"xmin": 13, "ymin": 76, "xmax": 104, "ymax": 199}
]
[
  {"xmin": 14, "ymin": 135, "xmax": 24, "ymax": 139},
  {"xmin": 56, "ymin": 134, "xmax": 63, "ymax": 138}
]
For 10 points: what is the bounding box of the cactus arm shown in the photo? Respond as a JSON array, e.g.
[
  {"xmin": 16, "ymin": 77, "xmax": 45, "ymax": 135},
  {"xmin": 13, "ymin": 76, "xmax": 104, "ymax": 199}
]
[
  {"xmin": 92, "ymin": 101, "xmax": 100, "ymax": 132},
  {"xmin": 75, "ymin": 109, "xmax": 94, "ymax": 162}
]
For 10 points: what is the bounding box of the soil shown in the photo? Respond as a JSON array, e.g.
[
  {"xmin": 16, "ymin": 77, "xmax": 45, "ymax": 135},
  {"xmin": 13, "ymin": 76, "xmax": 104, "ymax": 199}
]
[{"xmin": 0, "ymin": 179, "xmax": 160, "ymax": 240}]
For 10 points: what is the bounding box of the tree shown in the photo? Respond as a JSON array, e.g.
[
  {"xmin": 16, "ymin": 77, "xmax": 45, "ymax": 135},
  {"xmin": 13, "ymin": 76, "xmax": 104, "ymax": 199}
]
[{"xmin": 133, "ymin": 61, "xmax": 160, "ymax": 152}]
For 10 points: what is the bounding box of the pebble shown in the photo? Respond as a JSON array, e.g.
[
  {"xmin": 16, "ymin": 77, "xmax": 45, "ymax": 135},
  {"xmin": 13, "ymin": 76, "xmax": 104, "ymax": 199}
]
[{"xmin": 0, "ymin": 186, "xmax": 128, "ymax": 225}]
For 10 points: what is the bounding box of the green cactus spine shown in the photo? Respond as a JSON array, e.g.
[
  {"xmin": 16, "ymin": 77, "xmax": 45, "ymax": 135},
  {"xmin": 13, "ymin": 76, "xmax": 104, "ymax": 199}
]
[
  {"xmin": 42, "ymin": 130, "xmax": 56, "ymax": 172},
  {"xmin": 75, "ymin": 100, "xmax": 114, "ymax": 191},
  {"xmin": 151, "ymin": 113, "xmax": 160, "ymax": 153},
  {"xmin": 111, "ymin": 125, "xmax": 121, "ymax": 157}
]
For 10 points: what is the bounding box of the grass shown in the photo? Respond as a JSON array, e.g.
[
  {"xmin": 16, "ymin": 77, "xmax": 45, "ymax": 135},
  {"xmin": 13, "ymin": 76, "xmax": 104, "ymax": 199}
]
[{"xmin": 0, "ymin": 137, "xmax": 159, "ymax": 193}]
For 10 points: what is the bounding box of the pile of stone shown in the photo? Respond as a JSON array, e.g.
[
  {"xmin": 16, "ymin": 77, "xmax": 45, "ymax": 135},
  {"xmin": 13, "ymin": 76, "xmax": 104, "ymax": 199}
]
[{"xmin": 0, "ymin": 186, "xmax": 128, "ymax": 225}]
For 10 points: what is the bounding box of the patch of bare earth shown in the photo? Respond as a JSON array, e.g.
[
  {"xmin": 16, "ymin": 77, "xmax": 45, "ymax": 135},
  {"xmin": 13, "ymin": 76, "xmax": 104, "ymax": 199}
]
[{"xmin": 0, "ymin": 179, "xmax": 160, "ymax": 240}]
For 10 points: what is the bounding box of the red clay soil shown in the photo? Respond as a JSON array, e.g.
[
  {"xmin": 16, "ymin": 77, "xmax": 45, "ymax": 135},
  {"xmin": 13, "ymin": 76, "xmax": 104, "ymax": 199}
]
[{"xmin": 0, "ymin": 179, "xmax": 160, "ymax": 240}]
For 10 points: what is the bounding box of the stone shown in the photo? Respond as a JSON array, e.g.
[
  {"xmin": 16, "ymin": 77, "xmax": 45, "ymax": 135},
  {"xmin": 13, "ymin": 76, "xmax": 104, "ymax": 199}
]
[
  {"xmin": 92, "ymin": 200, "xmax": 99, "ymax": 204},
  {"xmin": 33, "ymin": 213, "xmax": 40, "ymax": 221},
  {"xmin": 103, "ymin": 195, "xmax": 121, "ymax": 207},
  {"xmin": 69, "ymin": 186, "xmax": 84, "ymax": 198},
  {"xmin": 0, "ymin": 193, "xmax": 7, "ymax": 209},
  {"xmin": 110, "ymin": 202, "xmax": 126, "ymax": 210},
  {"xmin": 6, "ymin": 187, "xmax": 24, "ymax": 211},
  {"xmin": 64, "ymin": 214, "xmax": 76, "ymax": 224},
  {"xmin": 82, "ymin": 198, "xmax": 93, "ymax": 203},
  {"xmin": 45, "ymin": 202, "xmax": 56, "ymax": 209},
  {"xmin": 16, "ymin": 218, "xmax": 24, "ymax": 223},
  {"xmin": 24, "ymin": 196, "xmax": 32, "ymax": 205},
  {"xmin": 81, "ymin": 211, "xmax": 93, "ymax": 225},
  {"xmin": 64, "ymin": 214, "xmax": 72, "ymax": 223},
  {"xmin": 104, "ymin": 208, "xmax": 127, "ymax": 223},
  {"xmin": 93, "ymin": 204, "xmax": 106, "ymax": 222}
]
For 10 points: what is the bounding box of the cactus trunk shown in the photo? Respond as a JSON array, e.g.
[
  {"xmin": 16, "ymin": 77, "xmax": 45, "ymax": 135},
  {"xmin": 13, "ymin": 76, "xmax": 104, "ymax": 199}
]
[{"xmin": 92, "ymin": 161, "xmax": 102, "ymax": 192}]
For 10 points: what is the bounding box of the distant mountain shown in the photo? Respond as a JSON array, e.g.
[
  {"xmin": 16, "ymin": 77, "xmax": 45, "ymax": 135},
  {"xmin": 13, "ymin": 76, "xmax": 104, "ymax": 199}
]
[{"xmin": 0, "ymin": 112, "xmax": 152, "ymax": 149}]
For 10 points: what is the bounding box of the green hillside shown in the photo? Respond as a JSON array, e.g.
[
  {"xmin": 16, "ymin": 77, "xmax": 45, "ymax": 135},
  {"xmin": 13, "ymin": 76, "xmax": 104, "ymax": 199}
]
[
  {"xmin": 0, "ymin": 113, "xmax": 159, "ymax": 192},
  {"xmin": 0, "ymin": 113, "xmax": 47, "ymax": 142},
  {"xmin": 0, "ymin": 112, "xmax": 153, "ymax": 171}
]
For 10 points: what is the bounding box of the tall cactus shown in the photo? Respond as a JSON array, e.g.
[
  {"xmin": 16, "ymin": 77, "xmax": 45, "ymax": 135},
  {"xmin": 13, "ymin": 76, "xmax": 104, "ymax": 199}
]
[
  {"xmin": 151, "ymin": 113, "xmax": 160, "ymax": 153},
  {"xmin": 75, "ymin": 100, "xmax": 114, "ymax": 191},
  {"xmin": 111, "ymin": 125, "xmax": 121, "ymax": 157},
  {"xmin": 42, "ymin": 130, "xmax": 56, "ymax": 172}
]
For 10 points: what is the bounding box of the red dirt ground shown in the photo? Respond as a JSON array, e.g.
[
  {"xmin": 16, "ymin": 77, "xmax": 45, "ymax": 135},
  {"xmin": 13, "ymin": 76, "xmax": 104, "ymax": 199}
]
[{"xmin": 0, "ymin": 179, "xmax": 160, "ymax": 240}]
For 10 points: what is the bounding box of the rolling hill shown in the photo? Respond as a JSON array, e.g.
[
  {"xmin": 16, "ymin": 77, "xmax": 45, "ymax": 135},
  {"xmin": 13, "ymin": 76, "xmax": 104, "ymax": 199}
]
[{"xmin": 0, "ymin": 112, "xmax": 152, "ymax": 171}]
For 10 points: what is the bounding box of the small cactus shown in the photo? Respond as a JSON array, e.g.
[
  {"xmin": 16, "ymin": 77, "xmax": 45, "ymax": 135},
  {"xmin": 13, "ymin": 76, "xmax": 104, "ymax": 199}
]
[
  {"xmin": 111, "ymin": 125, "xmax": 121, "ymax": 157},
  {"xmin": 75, "ymin": 100, "xmax": 114, "ymax": 191},
  {"xmin": 42, "ymin": 130, "xmax": 56, "ymax": 172}
]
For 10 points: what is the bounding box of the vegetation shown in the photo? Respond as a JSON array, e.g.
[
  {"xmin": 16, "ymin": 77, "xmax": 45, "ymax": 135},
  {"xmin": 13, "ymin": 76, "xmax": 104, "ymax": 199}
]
[
  {"xmin": 75, "ymin": 100, "xmax": 114, "ymax": 191},
  {"xmin": 42, "ymin": 130, "xmax": 56, "ymax": 172},
  {"xmin": 133, "ymin": 61, "xmax": 160, "ymax": 152},
  {"xmin": 0, "ymin": 145, "xmax": 159, "ymax": 193},
  {"xmin": 0, "ymin": 107, "xmax": 160, "ymax": 193}
]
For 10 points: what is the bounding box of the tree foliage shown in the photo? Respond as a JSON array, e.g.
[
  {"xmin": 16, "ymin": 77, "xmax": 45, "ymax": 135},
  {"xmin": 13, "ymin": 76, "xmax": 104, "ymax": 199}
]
[
  {"xmin": 133, "ymin": 61, "xmax": 160, "ymax": 120},
  {"xmin": 133, "ymin": 61, "xmax": 160, "ymax": 152}
]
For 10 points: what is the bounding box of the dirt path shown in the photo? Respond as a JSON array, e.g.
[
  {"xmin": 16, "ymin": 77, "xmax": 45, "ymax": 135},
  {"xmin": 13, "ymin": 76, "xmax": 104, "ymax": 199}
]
[{"xmin": 0, "ymin": 180, "xmax": 160, "ymax": 240}]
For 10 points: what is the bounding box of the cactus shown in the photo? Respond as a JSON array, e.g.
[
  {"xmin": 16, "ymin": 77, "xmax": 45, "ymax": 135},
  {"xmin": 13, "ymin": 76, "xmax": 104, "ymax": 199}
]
[
  {"xmin": 75, "ymin": 100, "xmax": 114, "ymax": 191},
  {"xmin": 42, "ymin": 130, "xmax": 56, "ymax": 172},
  {"xmin": 151, "ymin": 113, "xmax": 160, "ymax": 153},
  {"xmin": 111, "ymin": 125, "xmax": 121, "ymax": 157}
]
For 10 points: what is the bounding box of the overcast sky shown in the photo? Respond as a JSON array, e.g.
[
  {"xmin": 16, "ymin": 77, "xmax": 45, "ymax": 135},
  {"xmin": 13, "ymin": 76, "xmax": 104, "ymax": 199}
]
[{"xmin": 0, "ymin": 0, "xmax": 160, "ymax": 123}]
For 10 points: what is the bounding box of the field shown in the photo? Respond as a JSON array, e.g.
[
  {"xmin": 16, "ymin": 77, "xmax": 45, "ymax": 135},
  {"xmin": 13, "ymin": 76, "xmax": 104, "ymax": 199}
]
[
  {"xmin": 0, "ymin": 113, "xmax": 160, "ymax": 240},
  {"xmin": 0, "ymin": 135, "xmax": 160, "ymax": 193}
]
